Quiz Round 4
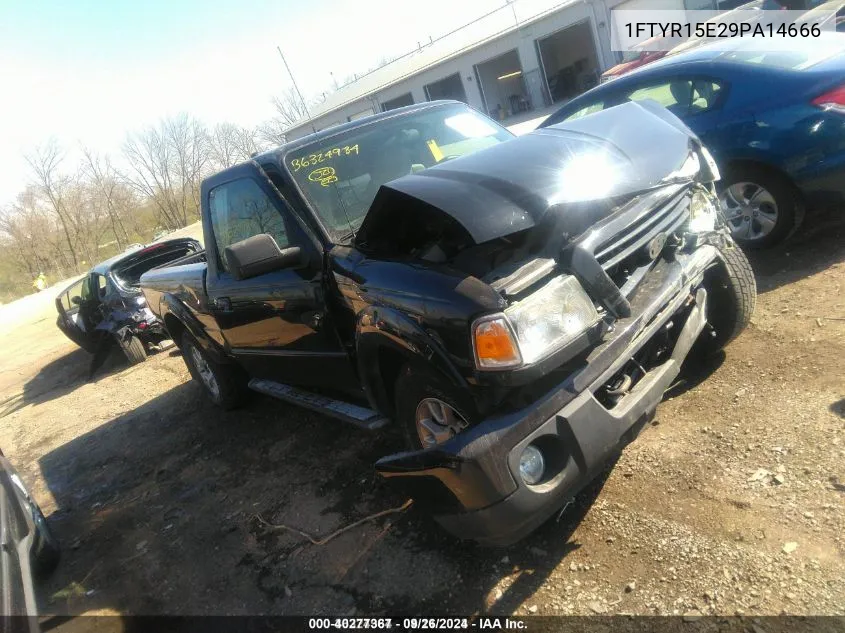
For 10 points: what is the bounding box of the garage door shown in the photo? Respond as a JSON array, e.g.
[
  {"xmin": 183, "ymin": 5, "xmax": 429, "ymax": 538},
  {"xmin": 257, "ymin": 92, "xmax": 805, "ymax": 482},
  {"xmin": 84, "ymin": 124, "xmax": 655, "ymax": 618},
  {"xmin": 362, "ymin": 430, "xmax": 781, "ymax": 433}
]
[
  {"xmin": 424, "ymin": 73, "xmax": 467, "ymax": 104},
  {"xmin": 474, "ymin": 50, "xmax": 532, "ymax": 121},
  {"xmin": 536, "ymin": 21, "xmax": 601, "ymax": 104}
]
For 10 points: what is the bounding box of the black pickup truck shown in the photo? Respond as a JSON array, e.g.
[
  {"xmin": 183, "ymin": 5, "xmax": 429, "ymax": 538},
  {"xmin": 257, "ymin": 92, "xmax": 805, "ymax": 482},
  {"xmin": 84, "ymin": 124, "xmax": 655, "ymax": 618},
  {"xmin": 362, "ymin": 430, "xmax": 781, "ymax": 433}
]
[{"xmin": 140, "ymin": 100, "xmax": 755, "ymax": 545}]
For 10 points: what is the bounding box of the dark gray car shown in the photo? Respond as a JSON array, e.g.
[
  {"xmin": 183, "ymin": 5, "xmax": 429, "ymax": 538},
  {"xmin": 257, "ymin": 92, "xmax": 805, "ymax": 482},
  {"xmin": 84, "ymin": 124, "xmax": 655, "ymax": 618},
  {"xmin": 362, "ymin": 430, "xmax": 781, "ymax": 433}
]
[
  {"xmin": 0, "ymin": 449, "xmax": 59, "ymax": 626},
  {"xmin": 55, "ymin": 238, "xmax": 201, "ymax": 370}
]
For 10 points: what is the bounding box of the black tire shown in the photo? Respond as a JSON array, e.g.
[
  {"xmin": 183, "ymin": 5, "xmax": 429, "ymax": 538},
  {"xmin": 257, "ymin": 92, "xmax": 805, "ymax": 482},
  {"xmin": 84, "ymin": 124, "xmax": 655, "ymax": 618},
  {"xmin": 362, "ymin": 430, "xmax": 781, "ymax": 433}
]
[
  {"xmin": 181, "ymin": 332, "xmax": 247, "ymax": 410},
  {"xmin": 394, "ymin": 364, "xmax": 477, "ymax": 451},
  {"xmin": 118, "ymin": 334, "xmax": 147, "ymax": 365},
  {"xmin": 718, "ymin": 164, "xmax": 802, "ymax": 249},
  {"xmin": 699, "ymin": 240, "xmax": 757, "ymax": 354}
]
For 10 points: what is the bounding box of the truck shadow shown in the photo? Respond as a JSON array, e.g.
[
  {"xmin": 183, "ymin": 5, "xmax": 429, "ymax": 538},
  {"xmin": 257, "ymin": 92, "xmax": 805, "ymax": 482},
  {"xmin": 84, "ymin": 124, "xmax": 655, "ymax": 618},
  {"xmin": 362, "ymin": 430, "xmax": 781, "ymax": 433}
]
[
  {"xmin": 746, "ymin": 207, "xmax": 845, "ymax": 295},
  {"xmin": 2, "ymin": 346, "xmax": 168, "ymax": 419},
  {"xmin": 830, "ymin": 398, "xmax": 845, "ymax": 419},
  {"xmin": 0, "ymin": 348, "xmax": 95, "ymax": 419},
  {"xmin": 35, "ymin": 379, "xmax": 615, "ymax": 616}
]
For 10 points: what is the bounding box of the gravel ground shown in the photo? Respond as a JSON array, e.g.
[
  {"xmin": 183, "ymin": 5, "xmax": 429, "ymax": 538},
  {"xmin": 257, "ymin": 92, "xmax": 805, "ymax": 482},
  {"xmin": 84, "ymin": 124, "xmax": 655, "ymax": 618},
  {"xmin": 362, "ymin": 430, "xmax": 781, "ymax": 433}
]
[{"xmin": 0, "ymin": 210, "xmax": 842, "ymax": 619}]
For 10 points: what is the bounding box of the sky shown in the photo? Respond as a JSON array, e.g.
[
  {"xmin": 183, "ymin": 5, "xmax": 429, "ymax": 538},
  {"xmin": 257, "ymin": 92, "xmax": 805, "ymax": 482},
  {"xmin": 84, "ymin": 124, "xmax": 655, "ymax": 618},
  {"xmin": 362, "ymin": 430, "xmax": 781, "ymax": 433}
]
[{"xmin": 0, "ymin": 0, "xmax": 507, "ymax": 206}]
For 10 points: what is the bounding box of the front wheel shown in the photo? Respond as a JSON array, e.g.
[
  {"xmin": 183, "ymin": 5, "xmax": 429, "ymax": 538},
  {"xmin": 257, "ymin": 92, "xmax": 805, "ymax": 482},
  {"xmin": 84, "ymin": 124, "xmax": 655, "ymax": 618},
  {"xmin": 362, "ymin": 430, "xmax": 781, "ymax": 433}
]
[
  {"xmin": 698, "ymin": 240, "xmax": 757, "ymax": 355},
  {"xmin": 394, "ymin": 365, "xmax": 477, "ymax": 451},
  {"xmin": 181, "ymin": 332, "xmax": 247, "ymax": 410}
]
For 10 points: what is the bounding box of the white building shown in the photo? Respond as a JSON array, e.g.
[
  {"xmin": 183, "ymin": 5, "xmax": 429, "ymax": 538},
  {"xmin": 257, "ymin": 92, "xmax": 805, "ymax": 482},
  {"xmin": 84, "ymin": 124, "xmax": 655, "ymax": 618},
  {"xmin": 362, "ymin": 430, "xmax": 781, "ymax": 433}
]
[{"xmin": 284, "ymin": 0, "xmax": 693, "ymax": 140}]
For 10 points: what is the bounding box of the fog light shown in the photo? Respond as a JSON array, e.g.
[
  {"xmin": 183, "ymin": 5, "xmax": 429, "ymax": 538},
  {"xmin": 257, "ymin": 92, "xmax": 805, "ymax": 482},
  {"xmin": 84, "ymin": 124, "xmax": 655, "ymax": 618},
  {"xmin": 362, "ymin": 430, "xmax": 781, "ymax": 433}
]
[{"xmin": 519, "ymin": 444, "xmax": 545, "ymax": 485}]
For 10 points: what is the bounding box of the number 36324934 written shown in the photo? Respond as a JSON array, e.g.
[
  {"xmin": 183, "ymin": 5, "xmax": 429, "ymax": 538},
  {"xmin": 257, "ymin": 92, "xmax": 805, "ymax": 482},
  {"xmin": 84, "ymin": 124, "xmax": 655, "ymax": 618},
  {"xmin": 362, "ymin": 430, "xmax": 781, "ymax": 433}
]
[{"xmin": 290, "ymin": 145, "xmax": 360, "ymax": 172}]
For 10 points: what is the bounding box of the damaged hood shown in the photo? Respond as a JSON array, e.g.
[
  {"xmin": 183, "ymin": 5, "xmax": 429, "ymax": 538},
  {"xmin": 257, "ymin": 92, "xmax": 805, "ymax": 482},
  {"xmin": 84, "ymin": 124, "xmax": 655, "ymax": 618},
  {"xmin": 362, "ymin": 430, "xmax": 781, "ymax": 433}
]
[{"xmin": 356, "ymin": 100, "xmax": 710, "ymax": 247}]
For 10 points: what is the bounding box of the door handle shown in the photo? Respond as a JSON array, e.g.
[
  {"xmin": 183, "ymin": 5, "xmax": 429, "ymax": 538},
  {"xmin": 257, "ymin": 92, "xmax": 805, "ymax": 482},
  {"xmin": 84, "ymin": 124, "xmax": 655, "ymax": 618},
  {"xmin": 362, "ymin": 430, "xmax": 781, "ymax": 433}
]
[{"xmin": 214, "ymin": 297, "xmax": 232, "ymax": 312}]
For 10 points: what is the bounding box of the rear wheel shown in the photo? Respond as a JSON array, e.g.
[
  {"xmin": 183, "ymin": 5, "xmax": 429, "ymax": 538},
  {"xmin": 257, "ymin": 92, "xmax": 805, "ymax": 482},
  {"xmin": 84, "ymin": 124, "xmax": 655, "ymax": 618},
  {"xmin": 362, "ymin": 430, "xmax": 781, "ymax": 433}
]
[
  {"xmin": 181, "ymin": 332, "xmax": 247, "ymax": 410},
  {"xmin": 118, "ymin": 334, "xmax": 147, "ymax": 365},
  {"xmin": 394, "ymin": 365, "xmax": 477, "ymax": 451},
  {"xmin": 718, "ymin": 165, "xmax": 802, "ymax": 248}
]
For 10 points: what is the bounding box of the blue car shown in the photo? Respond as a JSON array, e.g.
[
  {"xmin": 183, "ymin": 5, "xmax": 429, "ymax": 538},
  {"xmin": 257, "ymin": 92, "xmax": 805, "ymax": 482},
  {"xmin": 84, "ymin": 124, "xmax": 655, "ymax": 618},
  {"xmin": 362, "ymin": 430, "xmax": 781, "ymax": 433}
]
[{"xmin": 540, "ymin": 34, "xmax": 845, "ymax": 247}]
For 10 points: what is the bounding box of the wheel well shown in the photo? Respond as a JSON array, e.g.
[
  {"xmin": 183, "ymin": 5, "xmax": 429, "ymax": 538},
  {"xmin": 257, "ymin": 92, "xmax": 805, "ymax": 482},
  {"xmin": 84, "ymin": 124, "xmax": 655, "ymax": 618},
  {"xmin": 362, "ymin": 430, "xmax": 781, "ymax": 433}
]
[
  {"xmin": 163, "ymin": 313, "xmax": 186, "ymax": 348},
  {"xmin": 377, "ymin": 346, "xmax": 410, "ymax": 417},
  {"xmin": 719, "ymin": 159, "xmax": 802, "ymax": 200}
]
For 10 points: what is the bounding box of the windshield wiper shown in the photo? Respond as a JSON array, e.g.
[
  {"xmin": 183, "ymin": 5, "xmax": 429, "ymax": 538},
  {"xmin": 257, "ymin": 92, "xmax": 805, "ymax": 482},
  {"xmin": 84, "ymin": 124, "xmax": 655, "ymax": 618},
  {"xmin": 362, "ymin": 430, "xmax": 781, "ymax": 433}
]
[
  {"xmin": 338, "ymin": 230, "xmax": 356, "ymax": 244},
  {"xmin": 336, "ymin": 216, "xmax": 367, "ymax": 245}
]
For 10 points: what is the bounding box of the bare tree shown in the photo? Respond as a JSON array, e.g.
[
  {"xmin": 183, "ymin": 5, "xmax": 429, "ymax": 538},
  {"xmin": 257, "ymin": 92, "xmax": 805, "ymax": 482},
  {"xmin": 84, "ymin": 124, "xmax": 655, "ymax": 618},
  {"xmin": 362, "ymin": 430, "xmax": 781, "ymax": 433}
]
[
  {"xmin": 270, "ymin": 87, "xmax": 313, "ymax": 128},
  {"xmin": 0, "ymin": 184, "xmax": 74, "ymax": 278},
  {"xmin": 24, "ymin": 140, "xmax": 79, "ymax": 268},
  {"xmin": 256, "ymin": 118, "xmax": 288, "ymax": 148},
  {"xmin": 123, "ymin": 126, "xmax": 179, "ymax": 229},
  {"xmin": 122, "ymin": 113, "xmax": 210, "ymax": 229},
  {"xmin": 1, "ymin": 107, "xmax": 306, "ymax": 303},
  {"xmin": 209, "ymin": 122, "xmax": 266, "ymax": 169},
  {"xmin": 232, "ymin": 125, "xmax": 267, "ymax": 160},
  {"xmin": 81, "ymin": 147, "xmax": 131, "ymax": 250}
]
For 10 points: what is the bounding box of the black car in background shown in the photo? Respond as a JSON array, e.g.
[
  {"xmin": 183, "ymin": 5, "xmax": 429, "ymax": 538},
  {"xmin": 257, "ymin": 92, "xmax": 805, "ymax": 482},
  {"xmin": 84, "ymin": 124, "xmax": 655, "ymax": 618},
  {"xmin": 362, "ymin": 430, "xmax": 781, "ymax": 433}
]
[
  {"xmin": 0, "ymin": 449, "xmax": 59, "ymax": 625},
  {"xmin": 55, "ymin": 238, "xmax": 201, "ymax": 367}
]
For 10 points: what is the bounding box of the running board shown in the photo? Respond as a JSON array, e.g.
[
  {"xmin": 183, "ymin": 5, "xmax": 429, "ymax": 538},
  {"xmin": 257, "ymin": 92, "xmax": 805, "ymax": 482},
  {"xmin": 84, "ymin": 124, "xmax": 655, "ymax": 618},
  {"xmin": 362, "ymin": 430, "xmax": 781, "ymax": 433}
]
[{"xmin": 248, "ymin": 379, "xmax": 389, "ymax": 431}]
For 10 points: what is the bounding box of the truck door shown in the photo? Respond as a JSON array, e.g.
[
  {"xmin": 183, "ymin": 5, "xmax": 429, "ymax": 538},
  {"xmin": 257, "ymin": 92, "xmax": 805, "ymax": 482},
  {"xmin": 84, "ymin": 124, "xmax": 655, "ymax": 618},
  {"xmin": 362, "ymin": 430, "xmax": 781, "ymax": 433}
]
[
  {"xmin": 202, "ymin": 164, "xmax": 359, "ymax": 393},
  {"xmin": 55, "ymin": 275, "xmax": 103, "ymax": 352}
]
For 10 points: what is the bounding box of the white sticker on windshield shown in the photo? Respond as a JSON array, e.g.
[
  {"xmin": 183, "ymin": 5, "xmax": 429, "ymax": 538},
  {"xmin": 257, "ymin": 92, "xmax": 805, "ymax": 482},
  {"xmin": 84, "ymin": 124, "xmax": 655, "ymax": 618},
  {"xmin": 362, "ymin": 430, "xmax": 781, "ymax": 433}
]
[{"xmin": 445, "ymin": 112, "xmax": 497, "ymax": 138}]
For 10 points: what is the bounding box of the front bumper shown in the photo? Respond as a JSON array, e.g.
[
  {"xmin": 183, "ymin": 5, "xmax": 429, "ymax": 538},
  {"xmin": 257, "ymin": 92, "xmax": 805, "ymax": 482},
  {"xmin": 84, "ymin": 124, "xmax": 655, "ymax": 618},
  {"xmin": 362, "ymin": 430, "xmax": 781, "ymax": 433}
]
[{"xmin": 376, "ymin": 243, "xmax": 726, "ymax": 545}]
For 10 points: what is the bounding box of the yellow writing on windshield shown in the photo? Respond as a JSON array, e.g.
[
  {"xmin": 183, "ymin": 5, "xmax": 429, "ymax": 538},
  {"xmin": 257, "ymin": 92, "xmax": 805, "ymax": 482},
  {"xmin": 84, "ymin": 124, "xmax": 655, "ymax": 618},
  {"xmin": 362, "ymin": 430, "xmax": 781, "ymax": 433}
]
[
  {"xmin": 308, "ymin": 166, "xmax": 338, "ymax": 187},
  {"xmin": 290, "ymin": 144, "xmax": 359, "ymax": 172},
  {"xmin": 426, "ymin": 139, "xmax": 444, "ymax": 162}
]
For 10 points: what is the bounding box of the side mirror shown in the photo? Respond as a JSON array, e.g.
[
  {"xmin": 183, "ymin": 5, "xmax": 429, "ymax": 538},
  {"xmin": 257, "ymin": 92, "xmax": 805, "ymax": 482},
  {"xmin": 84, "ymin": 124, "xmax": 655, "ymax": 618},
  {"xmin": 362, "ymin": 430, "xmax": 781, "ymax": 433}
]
[
  {"xmin": 71, "ymin": 296, "xmax": 83, "ymax": 306},
  {"xmin": 223, "ymin": 234, "xmax": 304, "ymax": 281}
]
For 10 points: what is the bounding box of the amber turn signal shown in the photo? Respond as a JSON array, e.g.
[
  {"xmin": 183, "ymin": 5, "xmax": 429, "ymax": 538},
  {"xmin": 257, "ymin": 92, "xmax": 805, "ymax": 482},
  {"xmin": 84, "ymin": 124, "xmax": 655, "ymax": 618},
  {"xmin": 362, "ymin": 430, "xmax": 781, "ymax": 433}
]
[{"xmin": 473, "ymin": 316, "xmax": 522, "ymax": 370}]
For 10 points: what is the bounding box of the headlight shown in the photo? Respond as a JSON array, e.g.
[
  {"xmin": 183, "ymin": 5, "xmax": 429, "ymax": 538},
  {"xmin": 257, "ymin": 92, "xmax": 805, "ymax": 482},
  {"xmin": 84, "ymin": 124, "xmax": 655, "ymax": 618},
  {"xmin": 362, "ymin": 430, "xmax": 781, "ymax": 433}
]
[
  {"xmin": 672, "ymin": 152, "xmax": 701, "ymax": 180},
  {"xmin": 472, "ymin": 275, "xmax": 600, "ymax": 370},
  {"xmin": 688, "ymin": 189, "xmax": 719, "ymax": 234}
]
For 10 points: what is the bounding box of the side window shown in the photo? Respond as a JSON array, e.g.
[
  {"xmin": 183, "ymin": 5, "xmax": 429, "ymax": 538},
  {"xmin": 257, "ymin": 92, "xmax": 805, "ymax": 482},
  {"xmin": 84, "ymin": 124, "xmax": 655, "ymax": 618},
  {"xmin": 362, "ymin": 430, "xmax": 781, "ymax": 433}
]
[
  {"xmin": 61, "ymin": 279, "xmax": 86, "ymax": 311},
  {"xmin": 691, "ymin": 80, "xmax": 723, "ymax": 111},
  {"xmin": 94, "ymin": 274, "xmax": 108, "ymax": 299},
  {"xmin": 563, "ymin": 101, "xmax": 606, "ymax": 122},
  {"xmin": 626, "ymin": 79, "xmax": 723, "ymax": 118},
  {"xmin": 80, "ymin": 275, "xmax": 96, "ymax": 302},
  {"xmin": 208, "ymin": 178, "xmax": 291, "ymax": 274}
]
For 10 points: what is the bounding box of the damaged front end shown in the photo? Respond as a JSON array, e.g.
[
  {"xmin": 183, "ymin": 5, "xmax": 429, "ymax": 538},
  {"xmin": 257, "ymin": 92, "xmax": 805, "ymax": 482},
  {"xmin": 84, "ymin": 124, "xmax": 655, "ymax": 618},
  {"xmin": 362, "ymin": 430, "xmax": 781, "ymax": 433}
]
[{"xmin": 366, "ymin": 102, "xmax": 739, "ymax": 545}]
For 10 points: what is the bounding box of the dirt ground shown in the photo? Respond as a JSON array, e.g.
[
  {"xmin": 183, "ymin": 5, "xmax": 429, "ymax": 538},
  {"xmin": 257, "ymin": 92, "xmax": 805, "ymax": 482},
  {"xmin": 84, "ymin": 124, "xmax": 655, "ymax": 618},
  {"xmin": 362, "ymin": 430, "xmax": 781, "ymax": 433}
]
[{"xmin": 0, "ymin": 211, "xmax": 843, "ymax": 619}]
